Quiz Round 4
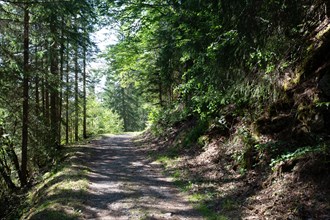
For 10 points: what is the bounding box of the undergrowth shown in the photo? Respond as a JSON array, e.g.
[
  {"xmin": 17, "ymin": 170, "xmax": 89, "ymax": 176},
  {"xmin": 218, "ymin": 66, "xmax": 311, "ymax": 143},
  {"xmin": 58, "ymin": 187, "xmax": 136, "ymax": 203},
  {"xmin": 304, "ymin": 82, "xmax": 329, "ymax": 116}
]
[
  {"xmin": 270, "ymin": 143, "xmax": 330, "ymax": 169},
  {"xmin": 147, "ymin": 102, "xmax": 330, "ymax": 218},
  {"xmin": 17, "ymin": 145, "xmax": 90, "ymax": 220}
]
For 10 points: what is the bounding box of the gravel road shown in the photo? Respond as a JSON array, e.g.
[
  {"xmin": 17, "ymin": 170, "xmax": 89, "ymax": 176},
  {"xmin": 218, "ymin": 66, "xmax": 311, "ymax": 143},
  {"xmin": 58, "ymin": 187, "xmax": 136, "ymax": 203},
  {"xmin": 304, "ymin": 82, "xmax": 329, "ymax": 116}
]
[{"xmin": 81, "ymin": 134, "xmax": 204, "ymax": 220}]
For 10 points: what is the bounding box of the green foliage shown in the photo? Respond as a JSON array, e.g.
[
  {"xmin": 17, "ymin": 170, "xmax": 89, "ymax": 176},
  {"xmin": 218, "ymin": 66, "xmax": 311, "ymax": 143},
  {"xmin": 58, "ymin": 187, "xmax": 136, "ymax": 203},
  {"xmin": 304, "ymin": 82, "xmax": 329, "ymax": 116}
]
[
  {"xmin": 0, "ymin": 108, "xmax": 21, "ymax": 190},
  {"xmin": 0, "ymin": 0, "xmax": 325, "ymax": 215},
  {"xmin": 1, "ymin": 0, "xmax": 100, "ymax": 195},
  {"xmin": 183, "ymin": 119, "xmax": 209, "ymax": 148},
  {"xmin": 196, "ymin": 203, "xmax": 228, "ymax": 220},
  {"xmin": 156, "ymin": 156, "xmax": 172, "ymax": 167},
  {"xmin": 270, "ymin": 144, "xmax": 329, "ymax": 168},
  {"xmin": 232, "ymin": 126, "xmax": 259, "ymax": 171},
  {"xmin": 103, "ymin": 0, "xmax": 315, "ymax": 130},
  {"xmin": 99, "ymin": 2, "xmax": 330, "ymax": 219},
  {"xmin": 254, "ymin": 141, "xmax": 285, "ymax": 164},
  {"xmin": 238, "ymin": 127, "xmax": 258, "ymax": 147},
  {"xmin": 86, "ymin": 95, "xmax": 124, "ymax": 135},
  {"xmin": 21, "ymin": 146, "xmax": 90, "ymax": 220},
  {"xmin": 232, "ymin": 137, "xmax": 330, "ymax": 171},
  {"xmin": 148, "ymin": 106, "xmax": 190, "ymax": 135},
  {"xmin": 316, "ymin": 101, "xmax": 330, "ymax": 109},
  {"xmin": 103, "ymin": 80, "xmax": 147, "ymax": 132}
]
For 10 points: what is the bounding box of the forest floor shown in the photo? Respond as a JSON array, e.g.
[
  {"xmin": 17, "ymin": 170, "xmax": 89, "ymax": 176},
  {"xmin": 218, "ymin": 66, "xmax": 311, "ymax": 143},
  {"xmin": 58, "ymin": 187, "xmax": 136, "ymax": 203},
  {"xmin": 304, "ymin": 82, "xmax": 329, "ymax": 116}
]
[
  {"xmin": 138, "ymin": 127, "xmax": 330, "ymax": 220},
  {"xmin": 19, "ymin": 132, "xmax": 330, "ymax": 220},
  {"xmin": 22, "ymin": 134, "xmax": 204, "ymax": 220}
]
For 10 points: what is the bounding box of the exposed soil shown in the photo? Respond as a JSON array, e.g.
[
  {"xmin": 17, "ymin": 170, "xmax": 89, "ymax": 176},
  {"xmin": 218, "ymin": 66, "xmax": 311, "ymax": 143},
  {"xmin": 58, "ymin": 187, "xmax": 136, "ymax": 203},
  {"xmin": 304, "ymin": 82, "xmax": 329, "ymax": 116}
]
[{"xmin": 139, "ymin": 125, "xmax": 330, "ymax": 220}]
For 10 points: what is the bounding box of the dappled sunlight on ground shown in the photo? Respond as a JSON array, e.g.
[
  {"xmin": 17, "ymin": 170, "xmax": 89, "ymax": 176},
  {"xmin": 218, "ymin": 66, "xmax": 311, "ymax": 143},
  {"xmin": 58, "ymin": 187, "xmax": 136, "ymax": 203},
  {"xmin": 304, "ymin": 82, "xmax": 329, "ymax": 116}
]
[
  {"xmin": 83, "ymin": 134, "xmax": 203, "ymax": 219},
  {"xmin": 24, "ymin": 134, "xmax": 203, "ymax": 220}
]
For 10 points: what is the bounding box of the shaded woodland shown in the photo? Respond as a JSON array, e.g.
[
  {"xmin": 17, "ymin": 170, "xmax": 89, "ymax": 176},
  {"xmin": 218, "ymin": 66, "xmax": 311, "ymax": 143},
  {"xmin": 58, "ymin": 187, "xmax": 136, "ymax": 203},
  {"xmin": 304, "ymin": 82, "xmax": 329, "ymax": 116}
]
[
  {"xmin": 1, "ymin": 0, "xmax": 330, "ymax": 219},
  {"xmin": 0, "ymin": 1, "xmax": 124, "ymax": 215}
]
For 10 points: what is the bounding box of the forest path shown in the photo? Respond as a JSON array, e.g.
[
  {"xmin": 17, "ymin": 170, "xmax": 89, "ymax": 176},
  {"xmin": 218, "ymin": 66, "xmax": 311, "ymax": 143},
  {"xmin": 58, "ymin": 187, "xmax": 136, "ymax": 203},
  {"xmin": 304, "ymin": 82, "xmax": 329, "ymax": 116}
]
[{"xmin": 81, "ymin": 134, "xmax": 203, "ymax": 220}]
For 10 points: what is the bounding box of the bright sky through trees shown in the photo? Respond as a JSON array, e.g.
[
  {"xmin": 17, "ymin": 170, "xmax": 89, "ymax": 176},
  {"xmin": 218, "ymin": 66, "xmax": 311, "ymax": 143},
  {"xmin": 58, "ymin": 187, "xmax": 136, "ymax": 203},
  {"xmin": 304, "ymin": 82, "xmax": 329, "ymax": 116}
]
[{"xmin": 90, "ymin": 27, "xmax": 118, "ymax": 93}]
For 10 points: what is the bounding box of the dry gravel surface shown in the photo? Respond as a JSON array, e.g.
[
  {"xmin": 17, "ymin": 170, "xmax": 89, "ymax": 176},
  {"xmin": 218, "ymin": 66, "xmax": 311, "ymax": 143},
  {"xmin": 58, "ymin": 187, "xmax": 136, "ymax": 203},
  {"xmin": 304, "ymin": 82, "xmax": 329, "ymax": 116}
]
[{"xmin": 81, "ymin": 134, "xmax": 204, "ymax": 220}]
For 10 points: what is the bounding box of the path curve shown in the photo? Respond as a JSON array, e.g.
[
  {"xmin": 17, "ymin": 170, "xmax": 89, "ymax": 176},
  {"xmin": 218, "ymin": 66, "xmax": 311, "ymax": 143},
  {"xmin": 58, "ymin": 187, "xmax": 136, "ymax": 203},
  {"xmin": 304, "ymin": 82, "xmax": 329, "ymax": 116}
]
[{"xmin": 82, "ymin": 134, "xmax": 203, "ymax": 220}]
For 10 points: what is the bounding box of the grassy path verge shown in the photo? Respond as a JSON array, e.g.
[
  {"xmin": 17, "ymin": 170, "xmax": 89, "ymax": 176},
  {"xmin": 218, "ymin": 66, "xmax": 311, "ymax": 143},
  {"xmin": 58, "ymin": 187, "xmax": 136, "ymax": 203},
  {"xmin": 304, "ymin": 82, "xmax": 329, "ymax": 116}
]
[{"xmin": 21, "ymin": 144, "xmax": 92, "ymax": 219}]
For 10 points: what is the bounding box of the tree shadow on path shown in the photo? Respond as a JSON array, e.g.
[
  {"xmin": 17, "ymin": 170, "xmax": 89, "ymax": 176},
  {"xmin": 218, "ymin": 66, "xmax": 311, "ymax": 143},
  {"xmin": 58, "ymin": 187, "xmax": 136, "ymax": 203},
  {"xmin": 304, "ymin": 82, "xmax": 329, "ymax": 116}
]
[{"xmin": 26, "ymin": 134, "xmax": 203, "ymax": 220}]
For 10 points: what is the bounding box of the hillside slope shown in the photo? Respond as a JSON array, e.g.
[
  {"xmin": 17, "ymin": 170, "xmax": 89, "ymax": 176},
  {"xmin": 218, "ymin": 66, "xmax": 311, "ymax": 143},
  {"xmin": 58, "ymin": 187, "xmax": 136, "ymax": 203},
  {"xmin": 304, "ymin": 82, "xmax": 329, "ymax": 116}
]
[{"xmin": 142, "ymin": 18, "xmax": 330, "ymax": 219}]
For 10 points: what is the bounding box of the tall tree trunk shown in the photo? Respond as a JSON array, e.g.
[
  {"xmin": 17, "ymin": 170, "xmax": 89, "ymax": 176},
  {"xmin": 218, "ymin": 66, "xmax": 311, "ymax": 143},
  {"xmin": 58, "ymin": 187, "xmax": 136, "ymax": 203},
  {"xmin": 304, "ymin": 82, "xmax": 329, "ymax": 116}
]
[
  {"xmin": 44, "ymin": 43, "xmax": 50, "ymax": 128},
  {"xmin": 74, "ymin": 46, "xmax": 79, "ymax": 142},
  {"xmin": 83, "ymin": 46, "xmax": 87, "ymax": 139},
  {"xmin": 59, "ymin": 17, "xmax": 65, "ymax": 145},
  {"xmin": 50, "ymin": 13, "xmax": 59, "ymax": 149},
  {"xmin": 45, "ymin": 82, "xmax": 50, "ymax": 125},
  {"xmin": 41, "ymin": 67, "xmax": 45, "ymax": 122},
  {"xmin": 21, "ymin": 4, "xmax": 30, "ymax": 187},
  {"xmin": 65, "ymin": 41, "xmax": 70, "ymax": 144},
  {"xmin": 35, "ymin": 45, "xmax": 40, "ymax": 116},
  {"xmin": 121, "ymin": 87, "xmax": 128, "ymax": 131}
]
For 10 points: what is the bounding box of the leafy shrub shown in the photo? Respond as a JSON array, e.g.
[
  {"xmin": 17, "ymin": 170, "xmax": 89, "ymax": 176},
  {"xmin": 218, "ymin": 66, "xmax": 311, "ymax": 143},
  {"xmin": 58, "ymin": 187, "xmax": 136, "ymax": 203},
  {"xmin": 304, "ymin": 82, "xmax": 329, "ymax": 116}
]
[
  {"xmin": 254, "ymin": 141, "xmax": 286, "ymax": 165},
  {"xmin": 232, "ymin": 126, "xmax": 259, "ymax": 171},
  {"xmin": 148, "ymin": 104, "xmax": 191, "ymax": 135}
]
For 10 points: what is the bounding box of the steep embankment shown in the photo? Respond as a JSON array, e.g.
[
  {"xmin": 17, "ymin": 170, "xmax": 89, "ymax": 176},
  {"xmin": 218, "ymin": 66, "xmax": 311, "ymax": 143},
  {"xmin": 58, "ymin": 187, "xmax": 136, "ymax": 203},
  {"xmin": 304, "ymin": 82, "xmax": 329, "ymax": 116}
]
[
  {"xmin": 141, "ymin": 19, "xmax": 330, "ymax": 220},
  {"xmin": 141, "ymin": 117, "xmax": 329, "ymax": 219}
]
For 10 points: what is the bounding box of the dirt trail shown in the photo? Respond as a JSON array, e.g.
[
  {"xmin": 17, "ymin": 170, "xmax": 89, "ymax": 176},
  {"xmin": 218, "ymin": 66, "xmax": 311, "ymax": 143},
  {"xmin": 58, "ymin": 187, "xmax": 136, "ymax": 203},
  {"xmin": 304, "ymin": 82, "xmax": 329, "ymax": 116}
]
[{"xmin": 81, "ymin": 134, "xmax": 203, "ymax": 220}]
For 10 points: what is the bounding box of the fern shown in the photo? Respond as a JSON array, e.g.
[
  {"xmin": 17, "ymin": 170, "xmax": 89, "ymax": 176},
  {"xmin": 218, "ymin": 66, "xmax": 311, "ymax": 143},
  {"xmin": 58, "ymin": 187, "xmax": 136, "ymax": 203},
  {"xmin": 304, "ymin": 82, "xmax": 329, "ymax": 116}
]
[{"xmin": 270, "ymin": 144, "xmax": 328, "ymax": 168}]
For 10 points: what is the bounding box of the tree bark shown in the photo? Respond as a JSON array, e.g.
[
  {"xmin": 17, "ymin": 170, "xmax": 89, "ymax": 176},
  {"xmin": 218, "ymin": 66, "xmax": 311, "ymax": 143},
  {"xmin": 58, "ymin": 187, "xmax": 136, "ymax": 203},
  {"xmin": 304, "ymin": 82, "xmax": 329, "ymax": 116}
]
[
  {"xmin": 45, "ymin": 43, "xmax": 50, "ymax": 128},
  {"xmin": 65, "ymin": 41, "xmax": 70, "ymax": 144},
  {"xmin": 35, "ymin": 45, "xmax": 40, "ymax": 116},
  {"xmin": 59, "ymin": 16, "xmax": 65, "ymax": 145},
  {"xmin": 50, "ymin": 12, "xmax": 59, "ymax": 149},
  {"xmin": 21, "ymin": 4, "xmax": 30, "ymax": 187},
  {"xmin": 74, "ymin": 45, "xmax": 79, "ymax": 142},
  {"xmin": 121, "ymin": 87, "xmax": 128, "ymax": 131},
  {"xmin": 83, "ymin": 45, "xmax": 87, "ymax": 139}
]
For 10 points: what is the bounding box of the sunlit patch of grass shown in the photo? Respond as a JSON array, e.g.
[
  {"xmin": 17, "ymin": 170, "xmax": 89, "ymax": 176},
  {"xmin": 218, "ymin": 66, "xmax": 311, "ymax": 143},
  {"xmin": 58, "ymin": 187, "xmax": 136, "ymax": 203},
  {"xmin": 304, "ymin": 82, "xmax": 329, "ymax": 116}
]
[
  {"xmin": 46, "ymin": 179, "xmax": 88, "ymax": 196},
  {"xmin": 189, "ymin": 193, "xmax": 208, "ymax": 202},
  {"xmin": 156, "ymin": 155, "xmax": 170, "ymax": 163},
  {"xmin": 187, "ymin": 191, "xmax": 230, "ymax": 220},
  {"xmin": 156, "ymin": 155, "xmax": 174, "ymax": 167},
  {"xmin": 22, "ymin": 147, "xmax": 90, "ymax": 220},
  {"xmin": 25, "ymin": 199, "xmax": 83, "ymax": 220},
  {"xmin": 157, "ymin": 155, "xmax": 185, "ymax": 186},
  {"xmin": 172, "ymin": 170, "xmax": 181, "ymax": 179},
  {"xmin": 27, "ymin": 166, "xmax": 88, "ymax": 201},
  {"xmin": 46, "ymin": 168, "xmax": 88, "ymax": 194}
]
